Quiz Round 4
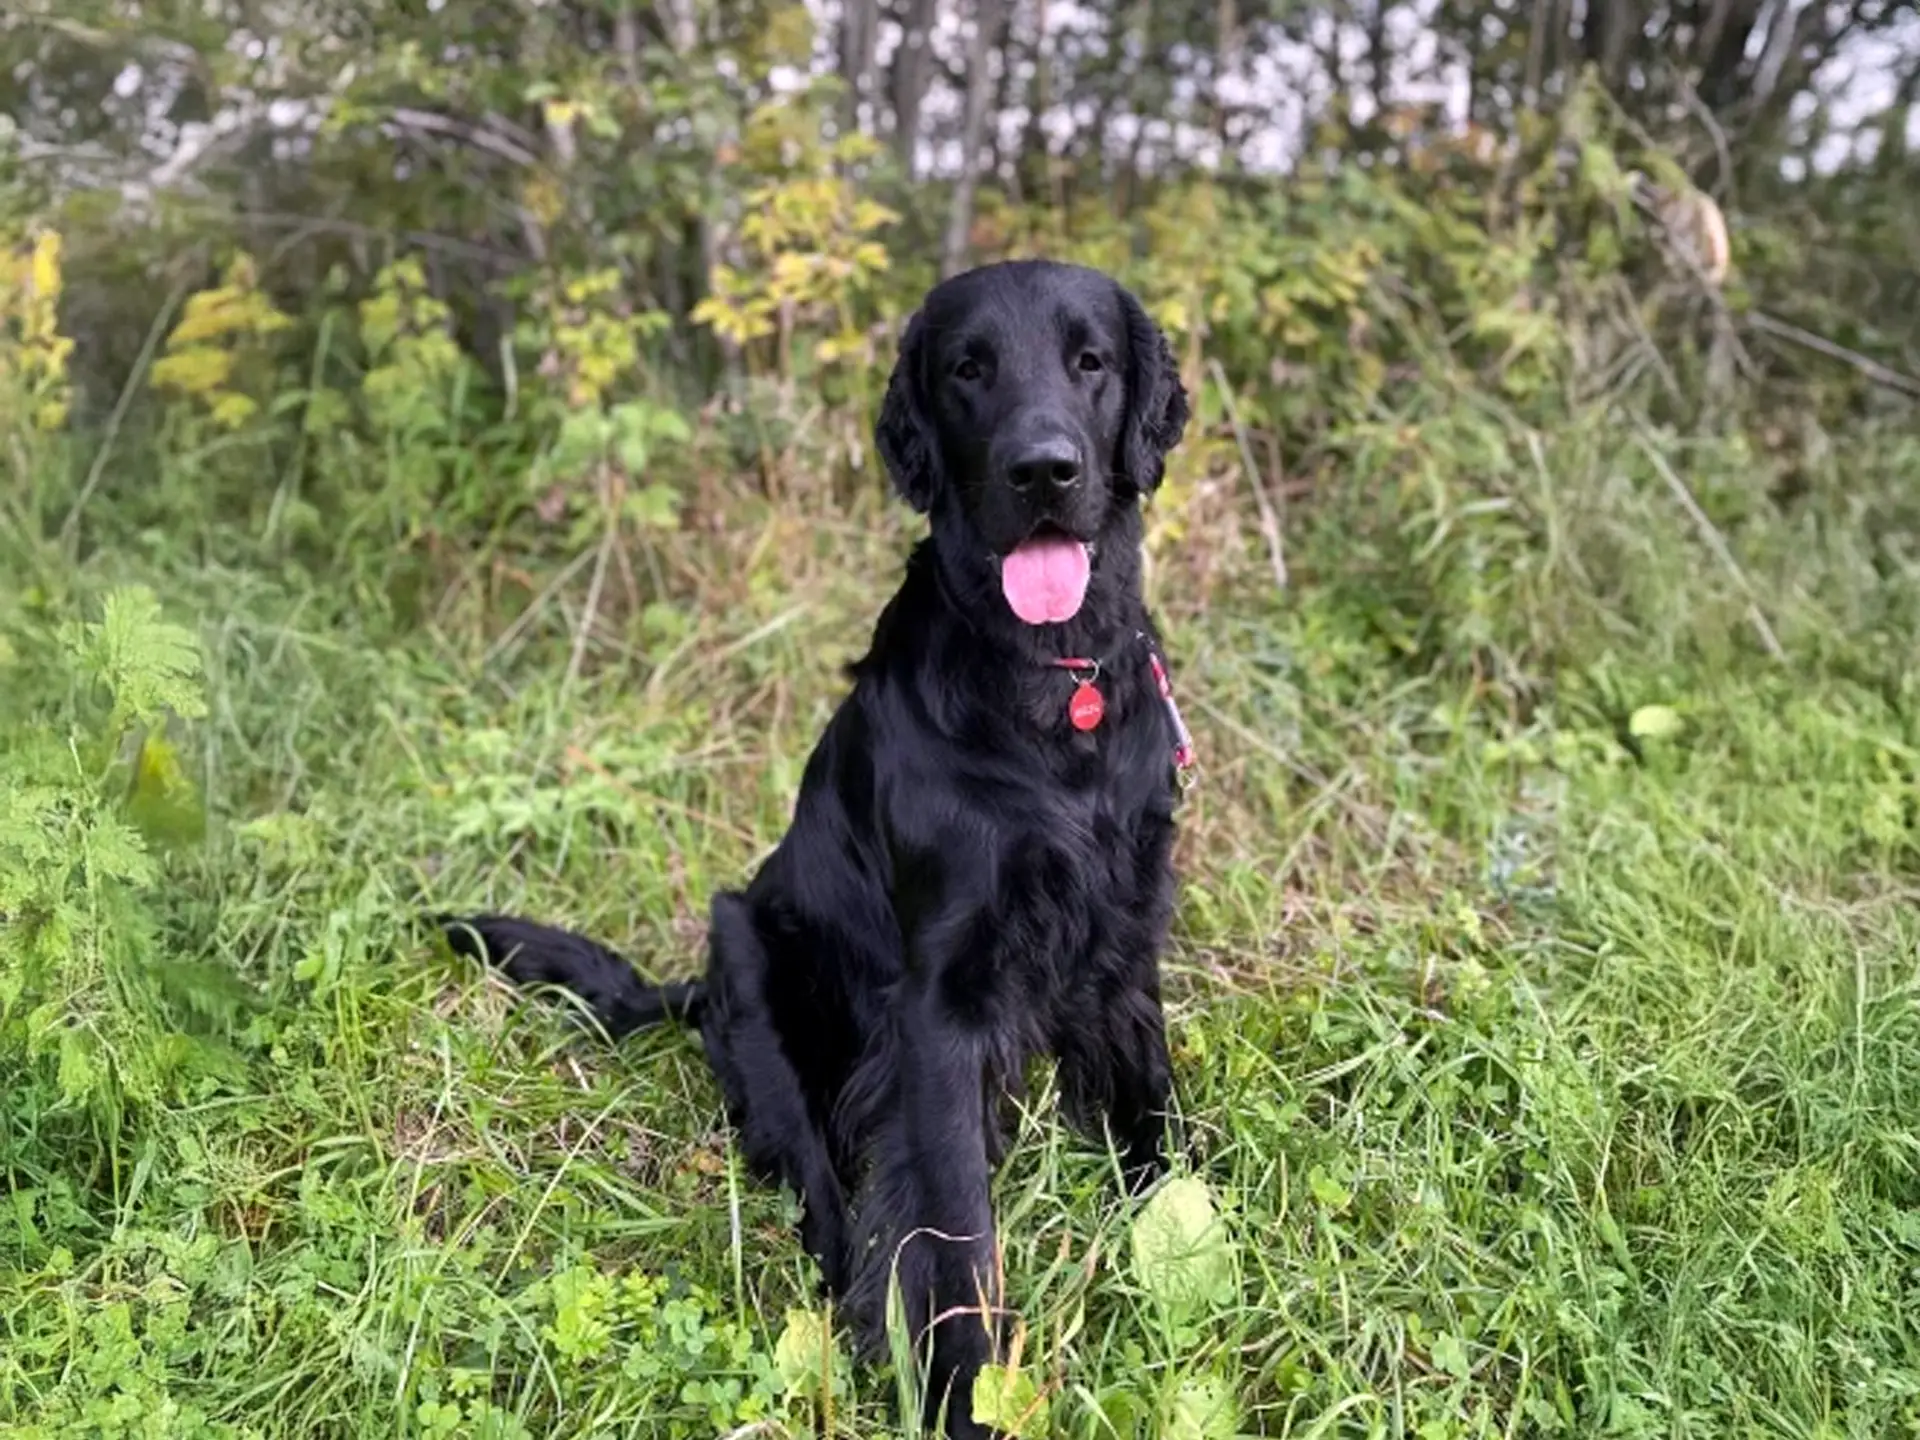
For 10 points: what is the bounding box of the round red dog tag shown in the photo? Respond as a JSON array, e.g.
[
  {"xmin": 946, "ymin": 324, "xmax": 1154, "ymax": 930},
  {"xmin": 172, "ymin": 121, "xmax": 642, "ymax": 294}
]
[{"xmin": 1068, "ymin": 682, "xmax": 1105, "ymax": 731}]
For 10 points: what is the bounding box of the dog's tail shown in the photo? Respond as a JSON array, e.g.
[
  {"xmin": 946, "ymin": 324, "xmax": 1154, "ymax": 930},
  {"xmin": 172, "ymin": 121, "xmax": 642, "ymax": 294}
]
[{"xmin": 433, "ymin": 913, "xmax": 705, "ymax": 1038}]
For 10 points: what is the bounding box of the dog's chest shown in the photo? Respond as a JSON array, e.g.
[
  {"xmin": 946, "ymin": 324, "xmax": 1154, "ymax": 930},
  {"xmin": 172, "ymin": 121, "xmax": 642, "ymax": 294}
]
[{"xmin": 996, "ymin": 715, "xmax": 1170, "ymax": 907}]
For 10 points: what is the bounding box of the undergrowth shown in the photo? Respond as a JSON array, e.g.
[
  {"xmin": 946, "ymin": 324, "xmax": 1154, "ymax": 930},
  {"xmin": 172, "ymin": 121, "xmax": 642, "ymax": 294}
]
[
  {"xmin": 5, "ymin": 376, "xmax": 1920, "ymax": 1437},
  {"xmin": 5, "ymin": 91, "xmax": 1920, "ymax": 1438}
]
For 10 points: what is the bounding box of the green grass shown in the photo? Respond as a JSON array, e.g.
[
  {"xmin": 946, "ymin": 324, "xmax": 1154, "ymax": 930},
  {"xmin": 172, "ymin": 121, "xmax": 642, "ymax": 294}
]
[{"xmin": 5, "ymin": 397, "xmax": 1920, "ymax": 1440}]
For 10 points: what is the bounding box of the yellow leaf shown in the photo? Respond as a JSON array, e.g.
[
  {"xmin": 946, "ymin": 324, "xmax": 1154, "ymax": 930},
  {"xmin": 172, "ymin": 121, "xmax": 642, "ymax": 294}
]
[
  {"xmin": 151, "ymin": 347, "xmax": 237, "ymax": 397},
  {"xmin": 210, "ymin": 392, "xmax": 257, "ymax": 428},
  {"xmin": 29, "ymin": 230, "xmax": 63, "ymax": 299}
]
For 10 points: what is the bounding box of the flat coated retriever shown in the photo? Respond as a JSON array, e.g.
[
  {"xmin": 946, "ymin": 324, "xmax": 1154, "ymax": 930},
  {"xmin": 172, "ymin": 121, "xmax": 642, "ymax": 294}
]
[{"xmin": 437, "ymin": 258, "xmax": 1195, "ymax": 1438}]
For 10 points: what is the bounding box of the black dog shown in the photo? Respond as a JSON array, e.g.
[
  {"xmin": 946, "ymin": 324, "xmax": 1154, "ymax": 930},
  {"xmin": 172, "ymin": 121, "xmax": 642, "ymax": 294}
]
[{"xmin": 438, "ymin": 259, "xmax": 1194, "ymax": 1437}]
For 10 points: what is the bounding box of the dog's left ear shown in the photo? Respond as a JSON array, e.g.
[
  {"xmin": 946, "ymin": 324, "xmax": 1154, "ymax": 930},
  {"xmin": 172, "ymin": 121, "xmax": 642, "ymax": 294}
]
[
  {"xmin": 1118, "ymin": 287, "xmax": 1191, "ymax": 499},
  {"xmin": 875, "ymin": 308, "xmax": 941, "ymax": 513}
]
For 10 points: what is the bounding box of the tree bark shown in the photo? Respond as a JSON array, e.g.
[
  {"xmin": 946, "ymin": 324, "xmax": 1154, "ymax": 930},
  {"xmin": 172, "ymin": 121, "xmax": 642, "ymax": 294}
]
[
  {"xmin": 1696, "ymin": 0, "xmax": 1767, "ymax": 113},
  {"xmin": 943, "ymin": 0, "xmax": 1008, "ymax": 278},
  {"xmin": 988, "ymin": 9, "xmax": 1021, "ymax": 186},
  {"xmin": 1019, "ymin": 0, "xmax": 1053, "ymax": 199},
  {"xmin": 839, "ymin": 0, "xmax": 880, "ymax": 137},
  {"xmin": 1521, "ymin": 0, "xmax": 1551, "ymax": 108},
  {"xmin": 1581, "ymin": 0, "xmax": 1642, "ymax": 92},
  {"xmin": 890, "ymin": 0, "xmax": 938, "ymax": 176},
  {"xmin": 1217, "ymin": 0, "xmax": 1241, "ymax": 147}
]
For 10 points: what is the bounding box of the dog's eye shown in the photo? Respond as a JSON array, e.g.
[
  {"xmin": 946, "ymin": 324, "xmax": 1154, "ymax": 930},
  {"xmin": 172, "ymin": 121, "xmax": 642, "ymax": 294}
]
[
  {"xmin": 1076, "ymin": 351, "xmax": 1104, "ymax": 373},
  {"xmin": 954, "ymin": 358, "xmax": 983, "ymax": 382}
]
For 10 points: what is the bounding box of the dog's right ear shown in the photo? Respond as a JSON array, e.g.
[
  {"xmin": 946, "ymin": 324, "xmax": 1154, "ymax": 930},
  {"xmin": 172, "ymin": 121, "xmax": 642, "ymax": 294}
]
[
  {"xmin": 875, "ymin": 309, "xmax": 941, "ymax": 513},
  {"xmin": 1118, "ymin": 287, "xmax": 1191, "ymax": 500}
]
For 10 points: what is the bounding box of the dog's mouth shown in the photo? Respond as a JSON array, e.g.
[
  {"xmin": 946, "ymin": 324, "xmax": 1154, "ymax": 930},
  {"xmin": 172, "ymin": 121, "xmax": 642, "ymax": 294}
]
[{"xmin": 999, "ymin": 523, "xmax": 1094, "ymax": 625}]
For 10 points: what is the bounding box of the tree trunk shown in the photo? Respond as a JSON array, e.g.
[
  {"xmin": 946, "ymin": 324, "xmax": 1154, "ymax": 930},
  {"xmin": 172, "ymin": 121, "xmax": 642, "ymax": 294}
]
[
  {"xmin": 1697, "ymin": 0, "xmax": 1767, "ymax": 113},
  {"xmin": 654, "ymin": 0, "xmax": 697, "ymax": 55},
  {"xmin": 1114, "ymin": 0, "xmax": 1156, "ymax": 200},
  {"xmin": 890, "ymin": 0, "xmax": 938, "ymax": 176},
  {"xmin": 1521, "ymin": 0, "xmax": 1551, "ymax": 108},
  {"xmin": 1581, "ymin": 0, "xmax": 1641, "ymax": 93},
  {"xmin": 943, "ymin": 0, "xmax": 1008, "ymax": 278},
  {"xmin": 839, "ymin": 0, "xmax": 879, "ymax": 137},
  {"xmin": 988, "ymin": 10, "xmax": 1020, "ymax": 187},
  {"xmin": 1019, "ymin": 0, "xmax": 1053, "ymax": 200},
  {"xmin": 1745, "ymin": 0, "xmax": 1839, "ymax": 151},
  {"xmin": 1216, "ymin": 0, "xmax": 1240, "ymax": 147},
  {"xmin": 1885, "ymin": 60, "xmax": 1920, "ymax": 164},
  {"xmin": 1544, "ymin": 0, "xmax": 1571, "ymax": 93}
]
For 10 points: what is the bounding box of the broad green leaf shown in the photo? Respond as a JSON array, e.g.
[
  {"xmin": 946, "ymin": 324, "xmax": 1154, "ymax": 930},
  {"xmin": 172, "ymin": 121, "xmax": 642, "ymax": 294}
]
[
  {"xmin": 772, "ymin": 1308, "xmax": 831, "ymax": 1396},
  {"xmin": 127, "ymin": 733, "xmax": 207, "ymax": 847},
  {"xmin": 1130, "ymin": 1175, "xmax": 1237, "ymax": 1316},
  {"xmin": 1166, "ymin": 1375, "xmax": 1240, "ymax": 1440},
  {"xmin": 971, "ymin": 1363, "xmax": 1048, "ymax": 1436}
]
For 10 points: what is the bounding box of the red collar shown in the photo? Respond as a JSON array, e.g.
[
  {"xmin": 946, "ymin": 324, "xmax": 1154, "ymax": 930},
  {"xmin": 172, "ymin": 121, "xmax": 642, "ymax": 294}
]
[{"xmin": 1047, "ymin": 631, "xmax": 1196, "ymax": 773}]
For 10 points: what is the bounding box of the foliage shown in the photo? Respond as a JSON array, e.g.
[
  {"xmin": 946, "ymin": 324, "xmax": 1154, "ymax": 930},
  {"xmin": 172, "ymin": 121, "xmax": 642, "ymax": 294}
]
[
  {"xmin": 0, "ymin": 228, "xmax": 73, "ymax": 433},
  {"xmin": 0, "ymin": 586, "xmax": 220, "ymax": 1129},
  {"xmin": 691, "ymin": 115, "xmax": 901, "ymax": 376},
  {"xmin": 150, "ymin": 253, "xmax": 295, "ymax": 432}
]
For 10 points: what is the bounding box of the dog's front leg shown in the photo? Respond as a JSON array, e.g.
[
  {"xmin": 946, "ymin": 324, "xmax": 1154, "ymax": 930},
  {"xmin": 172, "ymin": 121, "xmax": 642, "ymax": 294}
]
[
  {"xmin": 1055, "ymin": 969, "xmax": 1172, "ymax": 1191},
  {"xmin": 1056, "ymin": 817, "xmax": 1179, "ymax": 1192},
  {"xmin": 848, "ymin": 974, "xmax": 1002, "ymax": 1440}
]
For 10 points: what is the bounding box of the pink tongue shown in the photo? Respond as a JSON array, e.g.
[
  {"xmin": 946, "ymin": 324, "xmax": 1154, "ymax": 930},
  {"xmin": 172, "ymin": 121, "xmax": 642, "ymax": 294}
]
[{"xmin": 1000, "ymin": 534, "xmax": 1091, "ymax": 625}]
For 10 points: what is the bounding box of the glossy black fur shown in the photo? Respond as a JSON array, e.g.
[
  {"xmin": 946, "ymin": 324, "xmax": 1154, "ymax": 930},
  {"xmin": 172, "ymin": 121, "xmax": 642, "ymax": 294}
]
[{"xmin": 436, "ymin": 259, "xmax": 1192, "ymax": 1438}]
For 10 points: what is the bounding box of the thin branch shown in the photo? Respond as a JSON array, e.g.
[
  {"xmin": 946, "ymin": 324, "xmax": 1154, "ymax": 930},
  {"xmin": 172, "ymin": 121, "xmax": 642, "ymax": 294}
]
[
  {"xmin": 1628, "ymin": 421, "xmax": 1788, "ymax": 665},
  {"xmin": 1205, "ymin": 358, "xmax": 1287, "ymax": 591},
  {"xmin": 61, "ymin": 274, "xmax": 194, "ymax": 554},
  {"xmin": 387, "ymin": 108, "xmax": 542, "ymax": 168},
  {"xmin": 1745, "ymin": 311, "xmax": 1920, "ymax": 398},
  {"xmin": 1674, "ymin": 72, "xmax": 1735, "ymax": 198}
]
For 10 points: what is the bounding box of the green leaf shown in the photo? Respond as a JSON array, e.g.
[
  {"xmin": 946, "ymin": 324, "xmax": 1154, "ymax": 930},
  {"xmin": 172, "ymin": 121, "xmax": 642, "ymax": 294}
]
[
  {"xmin": 772, "ymin": 1308, "xmax": 830, "ymax": 1396},
  {"xmin": 626, "ymin": 483, "xmax": 682, "ymax": 531},
  {"xmin": 1430, "ymin": 1331, "xmax": 1472, "ymax": 1380},
  {"xmin": 545, "ymin": 1263, "xmax": 615, "ymax": 1362},
  {"xmin": 971, "ymin": 1363, "xmax": 1048, "ymax": 1436},
  {"xmin": 57, "ymin": 1027, "xmax": 101, "ymax": 1105},
  {"xmin": 126, "ymin": 733, "xmax": 207, "ymax": 848},
  {"xmin": 81, "ymin": 813, "xmax": 156, "ymax": 889},
  {"xmin": 1629, "ymin": 704, "xmax": 1683, "ymax": 739},
  {"xmin": 1165, "ymin": 1375, "xmax": 1240, "ymax": 1440},
  {"xmin": 65, "ymin": 586, "xmax": 207, "ymax": 736},
  {"xmin": 549, "ymin": 407, "xmax": 613, "ymax": 474},
  {"xmin": 1306, "ymin": 1162, "xmax": 1353, "ymax": 1212},
  {"xmin": 1130, "ymin": 1175, "xmax": 1237, "ymax": 1316}
]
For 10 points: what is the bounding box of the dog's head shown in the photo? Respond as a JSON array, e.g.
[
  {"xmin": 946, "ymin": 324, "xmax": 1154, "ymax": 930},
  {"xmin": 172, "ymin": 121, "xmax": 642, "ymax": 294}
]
[{"xmin": 876, "ymin": 260, "xmax": 1190, "ymax": 627}]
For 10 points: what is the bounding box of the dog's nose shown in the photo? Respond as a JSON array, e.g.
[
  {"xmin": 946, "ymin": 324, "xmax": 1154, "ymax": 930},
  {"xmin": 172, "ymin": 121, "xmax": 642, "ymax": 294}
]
[{"xmin": 1007, "ymin": 437, "xmax": 1083, "ymax": 492}]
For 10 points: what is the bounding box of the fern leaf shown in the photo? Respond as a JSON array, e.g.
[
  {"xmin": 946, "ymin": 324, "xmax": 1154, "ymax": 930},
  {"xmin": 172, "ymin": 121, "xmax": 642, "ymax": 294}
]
[{"xmin": 64, "ymin": 586, "xmax": 208, "ymax": 734}]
